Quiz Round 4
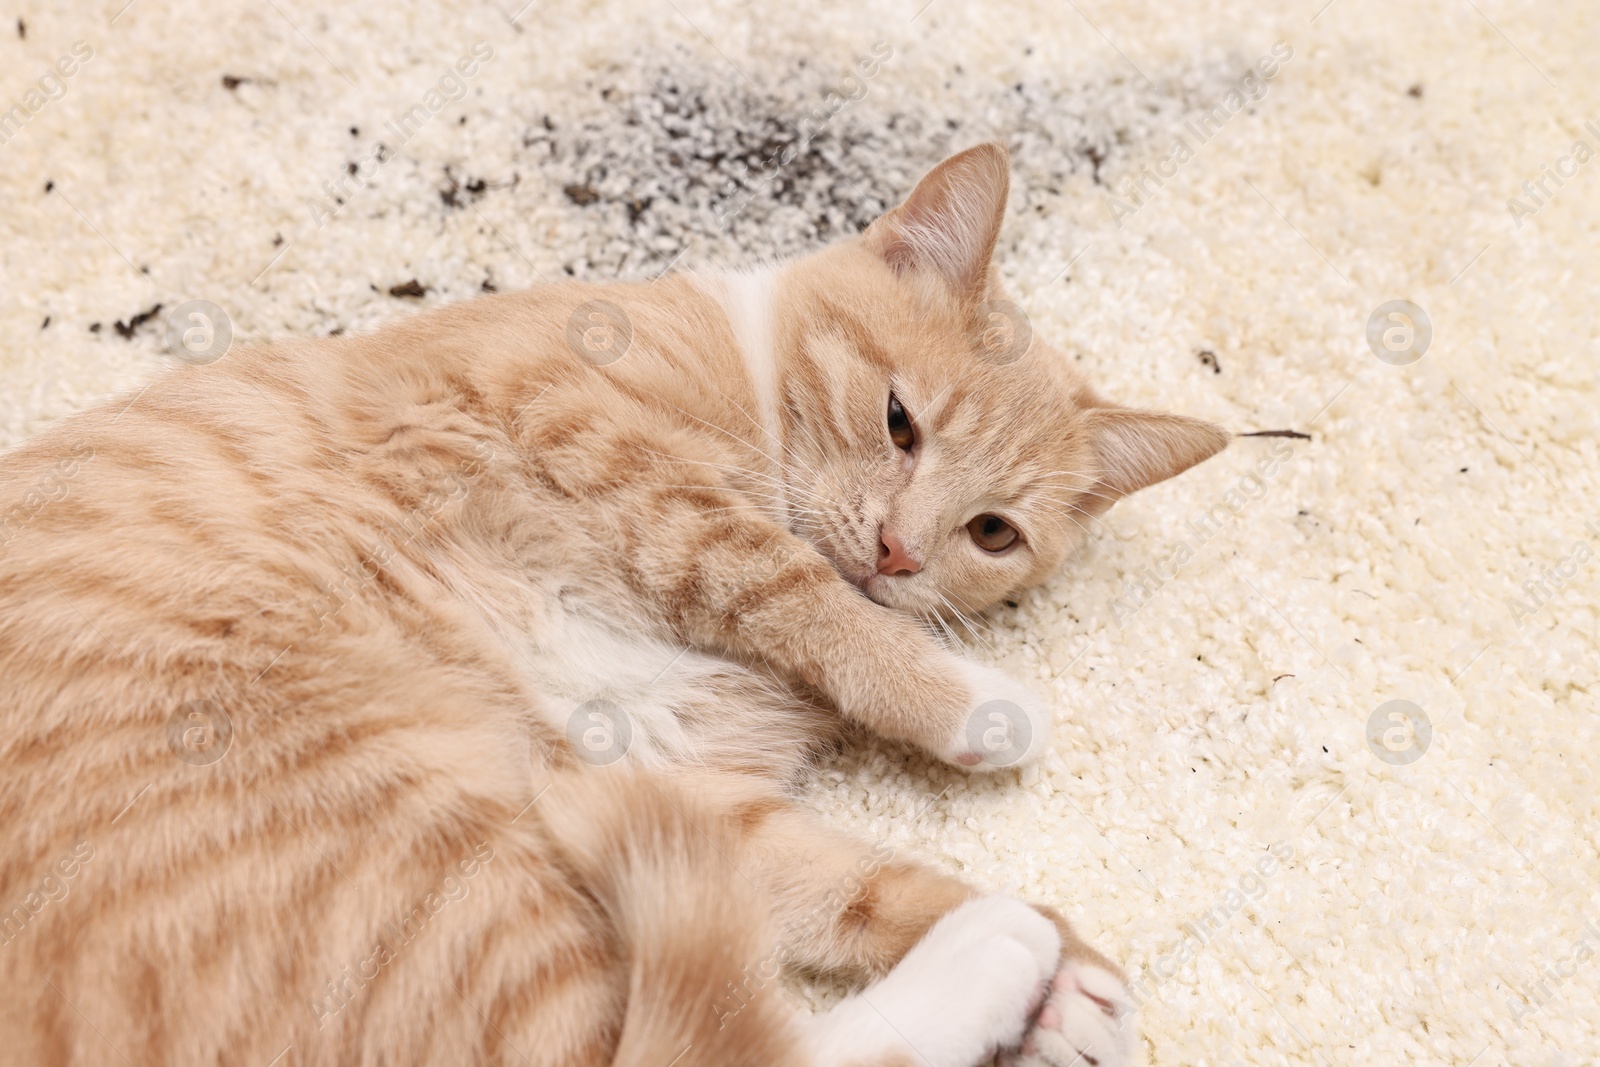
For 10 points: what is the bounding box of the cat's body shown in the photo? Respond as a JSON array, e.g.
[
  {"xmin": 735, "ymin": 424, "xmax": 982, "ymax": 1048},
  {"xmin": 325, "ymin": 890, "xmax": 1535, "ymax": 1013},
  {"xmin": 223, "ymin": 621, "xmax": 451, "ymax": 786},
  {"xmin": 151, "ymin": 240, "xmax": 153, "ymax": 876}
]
[{"xmin": 0, "ymin": 145, "xmax": 1226, "ymax": 1066}]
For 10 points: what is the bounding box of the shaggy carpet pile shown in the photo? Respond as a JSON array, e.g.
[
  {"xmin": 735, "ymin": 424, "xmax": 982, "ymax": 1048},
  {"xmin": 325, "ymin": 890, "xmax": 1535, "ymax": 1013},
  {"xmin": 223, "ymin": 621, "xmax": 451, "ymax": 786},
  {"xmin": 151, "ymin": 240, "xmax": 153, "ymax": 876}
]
[{"xmin": 3, "ymin": 0, "xmax": 1596, "ymax": 1063}]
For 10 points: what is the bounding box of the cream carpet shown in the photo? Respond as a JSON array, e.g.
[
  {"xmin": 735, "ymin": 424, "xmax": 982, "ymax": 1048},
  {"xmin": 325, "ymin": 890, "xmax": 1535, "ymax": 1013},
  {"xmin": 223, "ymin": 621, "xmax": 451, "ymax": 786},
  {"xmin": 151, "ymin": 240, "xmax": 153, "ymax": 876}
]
[{"xmin": 4, "ymin": 0, "xmax": 1597, "ymax": 1063}]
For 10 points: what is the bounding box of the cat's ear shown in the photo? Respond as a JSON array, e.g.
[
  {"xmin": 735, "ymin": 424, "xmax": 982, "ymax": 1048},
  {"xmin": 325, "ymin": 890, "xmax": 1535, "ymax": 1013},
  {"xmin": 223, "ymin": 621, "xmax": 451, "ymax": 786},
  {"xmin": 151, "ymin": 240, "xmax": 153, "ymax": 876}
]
[
  {"xmin": 1079, "ymin": 406, "xmax": 1231, "ymax": 515},
  {"xmin": 863, "ymin": 142, "xmax": 1010, "ymax": 302}
]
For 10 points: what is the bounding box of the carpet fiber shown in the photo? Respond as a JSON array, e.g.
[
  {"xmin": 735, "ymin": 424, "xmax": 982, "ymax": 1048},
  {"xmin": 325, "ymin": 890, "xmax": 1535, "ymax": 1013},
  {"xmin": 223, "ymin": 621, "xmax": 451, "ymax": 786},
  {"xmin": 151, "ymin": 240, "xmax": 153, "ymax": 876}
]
[{"xmin": 4, "ymin": 0, "xmax": 1597, "ymax": 1063}]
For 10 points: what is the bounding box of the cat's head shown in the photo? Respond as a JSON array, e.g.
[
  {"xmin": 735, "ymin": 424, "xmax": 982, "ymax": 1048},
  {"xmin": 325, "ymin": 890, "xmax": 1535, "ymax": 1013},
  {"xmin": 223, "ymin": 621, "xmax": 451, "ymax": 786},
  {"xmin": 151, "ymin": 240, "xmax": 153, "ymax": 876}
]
[{"xmin": 771, "ymin": 142, "xmax": 1228, "ymax": 617}]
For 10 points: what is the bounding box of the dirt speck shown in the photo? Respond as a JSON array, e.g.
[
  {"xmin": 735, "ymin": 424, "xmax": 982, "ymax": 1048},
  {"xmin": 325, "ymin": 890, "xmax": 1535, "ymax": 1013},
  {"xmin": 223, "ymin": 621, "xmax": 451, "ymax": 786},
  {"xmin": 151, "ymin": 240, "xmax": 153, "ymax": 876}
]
[
  {"xmin": 114, "ymin": 303, "xmax": 164, "ymax": 340},
  {"xmin": 563, "ymin": 183, "xmax": 601, "ymax": 206}
]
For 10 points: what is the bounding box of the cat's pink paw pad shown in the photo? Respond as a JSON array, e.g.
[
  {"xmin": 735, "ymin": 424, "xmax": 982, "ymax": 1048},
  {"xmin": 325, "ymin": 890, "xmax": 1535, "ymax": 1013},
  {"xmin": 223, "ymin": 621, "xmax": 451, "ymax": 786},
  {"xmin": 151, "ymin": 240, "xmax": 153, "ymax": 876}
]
[{"xmin": 1006, "ymin": 961, "xmax": 1134, "ymax": 1067}]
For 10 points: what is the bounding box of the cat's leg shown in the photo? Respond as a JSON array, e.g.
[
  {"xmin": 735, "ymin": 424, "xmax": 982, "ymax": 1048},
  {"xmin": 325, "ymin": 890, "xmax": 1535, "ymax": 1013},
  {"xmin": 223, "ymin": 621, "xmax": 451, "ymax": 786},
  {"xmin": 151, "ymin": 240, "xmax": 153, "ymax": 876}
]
[
  {"xmin": 538, "ymin": 767, "xmax": 1127, "ymax": 1067},
  {"xmin": 736, "ymin": 797, "xmax": 1136, "ymax": 1067},
  {"xmin": 621, "ymin": 505, "xmax": 1050, "ymax": 772},
  {"xmin": 803, "ymin": 895, "xmax": 1058, "ymax": 1067}
]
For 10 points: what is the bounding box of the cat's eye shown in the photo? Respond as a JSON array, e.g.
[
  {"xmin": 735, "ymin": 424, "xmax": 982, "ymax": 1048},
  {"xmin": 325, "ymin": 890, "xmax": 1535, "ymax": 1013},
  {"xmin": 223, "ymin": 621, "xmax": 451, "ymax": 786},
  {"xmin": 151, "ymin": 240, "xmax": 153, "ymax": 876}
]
[
  {"xmin": 967, "ymin": 514, "xmax": 1019, "ymax": 553},
  {"xmin": 886, "ymin": 394, "xmax": 915, "ymax": 451}
]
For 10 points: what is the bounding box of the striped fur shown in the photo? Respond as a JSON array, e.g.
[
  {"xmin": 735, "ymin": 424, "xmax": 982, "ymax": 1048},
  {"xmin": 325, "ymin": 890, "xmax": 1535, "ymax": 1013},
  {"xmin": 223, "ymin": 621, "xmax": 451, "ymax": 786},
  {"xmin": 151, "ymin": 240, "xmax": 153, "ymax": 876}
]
[{"xmin": 0, "ymin": 145, "xmax": 1224, "ymax": 1065}]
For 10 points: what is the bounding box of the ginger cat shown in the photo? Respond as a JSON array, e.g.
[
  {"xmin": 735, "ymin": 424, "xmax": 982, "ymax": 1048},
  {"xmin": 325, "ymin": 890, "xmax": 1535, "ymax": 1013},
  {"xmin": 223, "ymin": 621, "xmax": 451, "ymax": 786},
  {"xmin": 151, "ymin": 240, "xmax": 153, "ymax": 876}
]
[{"xmin": 0, "ymin": 144, "xmax": 1226, "ymax": 1066}]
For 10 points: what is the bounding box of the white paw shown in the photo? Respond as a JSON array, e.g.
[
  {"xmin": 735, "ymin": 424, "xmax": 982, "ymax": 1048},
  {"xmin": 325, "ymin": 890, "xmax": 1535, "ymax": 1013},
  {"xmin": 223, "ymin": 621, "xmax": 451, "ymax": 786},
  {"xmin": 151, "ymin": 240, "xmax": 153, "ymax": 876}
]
[
  {"xmin": 939, "ymin": 658, "xmax": 1054, "ymax": 772},
  {"xmin": 807, "ymin": 897, "xmax": 1061, "ymax": 1067},
  {"xmin": 1004, "ymin": 961, "xmax": 1136, "ymax": 1067},
  {"xmin": 920, "ymin": 896, "xmax": 1062, "ymax": 980}
]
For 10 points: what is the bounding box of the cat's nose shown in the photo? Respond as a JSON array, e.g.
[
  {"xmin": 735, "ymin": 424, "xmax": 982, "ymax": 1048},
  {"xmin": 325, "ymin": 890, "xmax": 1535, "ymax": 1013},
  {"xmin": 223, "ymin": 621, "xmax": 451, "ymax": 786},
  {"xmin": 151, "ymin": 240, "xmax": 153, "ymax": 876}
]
[{"xmin": 877, "ymin": 529, "xmax": 922, "ymax": 576}]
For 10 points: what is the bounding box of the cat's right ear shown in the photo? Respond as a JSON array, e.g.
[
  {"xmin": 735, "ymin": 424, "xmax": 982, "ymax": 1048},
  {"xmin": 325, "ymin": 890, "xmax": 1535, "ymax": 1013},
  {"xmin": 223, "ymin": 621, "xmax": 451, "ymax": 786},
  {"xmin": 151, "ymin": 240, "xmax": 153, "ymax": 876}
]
[
  {"xmin": 863, "ymin": 142, "xmax": 1010, "ymax": 303},
  {"xmin": 1077, "ymin": 405, "xmax": 1231, "ymax": 516}
]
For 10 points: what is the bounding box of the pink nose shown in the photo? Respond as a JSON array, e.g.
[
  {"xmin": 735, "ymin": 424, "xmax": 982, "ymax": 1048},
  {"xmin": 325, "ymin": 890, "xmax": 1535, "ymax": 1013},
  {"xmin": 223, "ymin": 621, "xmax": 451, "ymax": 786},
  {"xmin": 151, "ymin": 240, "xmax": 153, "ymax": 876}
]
[{"xmin": 877, "ymin": 530, "xmax": 922, "ymax": 576}]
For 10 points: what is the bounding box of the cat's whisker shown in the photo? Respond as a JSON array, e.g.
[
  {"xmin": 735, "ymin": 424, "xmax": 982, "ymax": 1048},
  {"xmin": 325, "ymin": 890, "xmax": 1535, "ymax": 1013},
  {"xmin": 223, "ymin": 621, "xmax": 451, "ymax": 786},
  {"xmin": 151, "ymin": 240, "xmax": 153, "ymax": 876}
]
[
  {"xmin": 1034, "ymin": 485, "xmax": 1122, "ymax": 512},
  {"xmin": 715, "ymin": 390, "xmax": 833, "ymax": 501},
  {"xmin": 933, "ymin": 590, "xmax": 997, "ymax": 654},
  {"xmin": 716, "ymin": 390, "xmax": 782, "ymax": 448},
  {"xmin": 1033, "ymin": 499, "xmax": 1105, "ymax": 521},
  {"xmin": 1026, "ymin": 488, "xmax": 1112, "ymax": 525},
  {"xmin": 1030, "ymin": 489, "xmax": 1120, "ymax": 518},
  {"xmin": 653, "ymin": 398, "xmax": 823, "ymax": 503},
  {"xmin": 1031, "ymin": 468, "xmax": 1100, "ymax": 483},
  {"xmin": 641, "ymin": 447, "xmax": 838, "ymax": 516},
  {"xmin": 636, "ymin": 446, "xmax": 785, "ymax": 487},
  {"xmin": 1031, "ymin": 471, "xmax": 1123, "ymax": 503},
  {"xmin": 918, "ymin": 608, "xmax": 962, "ymax": 652},
  {"xmin": 1030, "ymin": 501, "xmax": 1104, "ymax": 543},
  {"xmin": 952, "ymin": 605, "xmax": 998, "ymax": 653},
  {"xmin": 640, "ymin": 460, "xmax": 832, "ymax": 524},
  {"xmin": 655, "ymin": 483, "xmax": 831, "ymax": 523}
]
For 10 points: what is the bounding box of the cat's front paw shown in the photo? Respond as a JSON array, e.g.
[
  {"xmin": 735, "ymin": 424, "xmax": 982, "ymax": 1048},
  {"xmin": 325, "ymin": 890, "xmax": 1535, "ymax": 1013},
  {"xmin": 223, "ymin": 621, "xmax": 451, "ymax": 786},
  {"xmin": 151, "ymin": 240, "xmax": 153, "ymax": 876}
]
[
  {"xmin": 939, "ymin": 659, "xmax": 1054, "ymax": 772},
  {"xmin": 1003, "ymin": 959, "xmax": 1135, "ymax": 1067}
]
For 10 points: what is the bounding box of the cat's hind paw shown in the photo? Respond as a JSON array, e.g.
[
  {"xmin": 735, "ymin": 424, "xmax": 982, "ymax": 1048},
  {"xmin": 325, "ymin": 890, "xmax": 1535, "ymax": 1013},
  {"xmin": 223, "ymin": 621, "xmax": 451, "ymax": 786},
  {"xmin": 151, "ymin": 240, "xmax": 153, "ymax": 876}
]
[
  {"xmin": 939, "ymin": 659, "xmax": 1054, "ymax": 772},
  {"xmin": 806, "ymin": 896, "xmax": 1061, "ymax": 1067},
  {"xmin": 1004, "ymin": 960, "xmax": 1135, "ymax": 1067}
]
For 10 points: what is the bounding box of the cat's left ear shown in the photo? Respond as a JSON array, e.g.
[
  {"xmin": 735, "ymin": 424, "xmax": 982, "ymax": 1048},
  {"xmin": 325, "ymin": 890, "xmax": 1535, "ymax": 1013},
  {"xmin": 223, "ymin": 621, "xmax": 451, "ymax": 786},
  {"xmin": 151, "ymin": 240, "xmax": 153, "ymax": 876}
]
[
  {"xmin": 863, "ymin": 142, "xmax": 1010, "ymax": 302},
  {"xmin": 1078, "ymin": 405, "xmax": 1231, "ymax": 515}
]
